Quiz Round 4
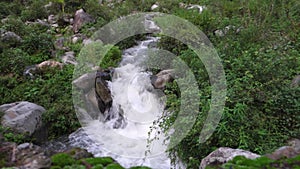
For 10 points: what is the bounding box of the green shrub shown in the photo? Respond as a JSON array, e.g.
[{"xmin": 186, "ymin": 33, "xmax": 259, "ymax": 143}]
[
  {"xmin": 20, "ymin": 0, "xmax": 48, "ymax": 21},
  {"xmin": 0, "ymin": 48, "xmax": 32, "ymax": 76},
  {"xmin": 0, "ymin": 126, "xmax": 30, "ymax": 144},
  {"xmin": 21, "ymin": 32, "xmax": 54, "ymax": 57},
  {"xmin": 99, "ymin": 46, "xmax": 122, "ymax": 69},
  {"xmin": 51, "ymin": 153, "xmax": 75, "ymax": 167}
]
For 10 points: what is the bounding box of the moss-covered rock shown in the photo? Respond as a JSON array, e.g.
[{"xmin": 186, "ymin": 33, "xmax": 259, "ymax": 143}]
[
  {"xmin": 63, "ymin": 164, "xmax": 86, "ymax": 169},
  {"xmin": 51, "ymin": 153, "xmax": 76, "ymax": 167},
  {"xmin": 82, "ymin": 157, "xmax": 114, "ymax": 166},
  {"xmin": 105, "ymin": 163, "xmax": 125, "ymax": 169},
  {"xmin": 91, "ymin": 164, "xmax": 104, "ymax": 169}
]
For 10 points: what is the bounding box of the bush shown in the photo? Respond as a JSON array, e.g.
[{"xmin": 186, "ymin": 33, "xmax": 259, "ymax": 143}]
[
  {"xmin": 21, "ymin": 32, "xmax": 54, "ymax": 57},
  {"xmin": 20, "ymin": 0, "xmax": 48, "ymax": 21},
  {"xmin": 0, "ymin": 48, "xmax": 32, "ymax": 76}
]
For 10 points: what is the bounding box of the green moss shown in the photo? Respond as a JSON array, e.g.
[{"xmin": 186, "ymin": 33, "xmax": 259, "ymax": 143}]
[
  {"xmin": 105, "ymin": 163, "xmax": 125, "ymax": 169},
  {"xmin": 50, "ymin": 166, "xmax": 62, "ymax": 169},
  {"xmin": 51, "ymin": 153, "xmax": 75, "ymax": 167},
  {"xmin": 83, "ymin": 157, "xmax": 114, "ymax": 166},
  {"xmin": 63, "ymin": 164, "xmax": 86, "ymax": 169},
  {"xmin": 91, "ymin": 164, "xmax": 104, "ymax": 169}
]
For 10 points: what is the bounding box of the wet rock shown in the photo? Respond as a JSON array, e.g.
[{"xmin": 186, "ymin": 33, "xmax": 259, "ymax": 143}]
[
  {"xmin": 61, "ymin": 51, "xmax": 78, "ymax": 65},
  {"xmin": 1, "ymin": 101, "xmax": 46, "ymax": 135},
  {"xmin": 95, "ymin": 69, "xmax": 113, "ymax": 114},
  {"xmin": 151, "ymin": 69, "xmax": 174, "ymax": 89},
  {"xmin": 266, "ymin": 139, "xmax": 300, "ymax": 160},
  {"xmin": 73, "ymin": 9, "xmax": 95, "ymax": 33},
  {"xmin": 199, "ymin": 147, "xmax": 260, "ymax": 169}
]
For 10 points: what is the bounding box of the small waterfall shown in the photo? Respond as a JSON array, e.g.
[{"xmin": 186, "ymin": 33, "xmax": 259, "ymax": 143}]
[{"xmin": 69, "ymin": 37, "xmax": 171, "ymax": 169}]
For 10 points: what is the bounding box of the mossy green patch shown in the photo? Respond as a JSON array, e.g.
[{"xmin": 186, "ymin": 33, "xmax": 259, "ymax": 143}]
[
  {"xmin": 91, "ymin": 164, "xmax": 104, "ymax": 169},
  {"xmin": 63, "ymin": 164, "xmax": 85, "ymax": 169},
  {"xmin": 105, "ymin": 163, "xmax": 125, "ymax": 169},
  {"xmin": 83, "ymin": 157, "xmax": 114, "ymax": 166},
  {"xmin": 51, "ymin": 153, "xmax": 75, "ymax": 167}
]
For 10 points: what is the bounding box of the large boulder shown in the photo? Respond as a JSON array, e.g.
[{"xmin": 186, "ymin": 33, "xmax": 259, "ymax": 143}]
[
  {"xmin": 1, "ymin": 101, "xmax": 46, "ymax": 135},
  {"xmin": 199, "ymin": 147, "xmax": 260, "ymax": 169},
  {"xmin": 151, "ymin": 69, "xmax": 174, "ymax": 89},
  {"xmin": 73, "ymin": 9, "xmax": 94, "ymax": 33},
  {"xmin": 73, "ymin": 73, "xmax": 96, "ymax": 92}
]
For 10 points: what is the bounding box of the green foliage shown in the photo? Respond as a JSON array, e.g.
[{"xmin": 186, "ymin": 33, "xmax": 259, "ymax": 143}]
[
  {"xmin": 63, "ymin": 164, "xmax": 85, "ymax": 169},
  {"xmin": 0, "ymin": 126, "xmax": 30, "ymax": 144},
  {"xmin": 105, "ymin": 163, "xmax": 125, "ymax": 169},
  {"xmin": 51, "ymin": 153, "xmax": 76, "ymax": 167},
  {"xmin": 20, "ymin": 0, "xmax": 48, "ymax": 21},
  {"xmin": 21, "ymin": 32, "xmax": 54, "ymax": 57},
  {"xmin": 99, "ymin": 46, "xmax": 122, "ymax": 69},
  {"xmin": 0, "ymin": 48, "xmax": 32, "ymax": 76},
  {"xmin": 153, "ymin": 1, "xmax": 300, "ymax": 168},
  {"xmin": 82, "ymin": 157, "xmax": 114, "ymax": 166},
  {"xmin": 207, "ymin": 155, "xmax": 300, "ymax": 169},
  {"xmin": 91, "ymin": 164, "xmax": 104, "ymax": 169}
]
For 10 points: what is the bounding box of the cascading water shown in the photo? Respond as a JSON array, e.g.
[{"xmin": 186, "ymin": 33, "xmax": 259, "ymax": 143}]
[{"xmin": 69, "ymin": 37, "xmax": 172, "ymax": 169}]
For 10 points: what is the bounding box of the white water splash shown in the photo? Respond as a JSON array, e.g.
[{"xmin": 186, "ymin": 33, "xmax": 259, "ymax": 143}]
[{"xmin": 69, "ymin": 37, "xmax": 172, "ymax": 169}]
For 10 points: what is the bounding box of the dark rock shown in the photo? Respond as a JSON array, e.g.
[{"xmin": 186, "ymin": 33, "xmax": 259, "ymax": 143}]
[
  {"xmin": 199, "ymin": 147, "xmax": 260, "ymax": 169},
  {"xmin": 95, "ymin": 69, "xmax": 113, "ymax": 114},
  {"xmin": 73, "ymin": 9, "xmax": 94, "ymax": 33}
]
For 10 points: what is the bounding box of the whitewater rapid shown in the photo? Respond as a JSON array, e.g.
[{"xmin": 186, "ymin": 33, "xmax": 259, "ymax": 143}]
[{"xmin": 69, "ymin": 37, "xmax": 172, "ymax": 169}]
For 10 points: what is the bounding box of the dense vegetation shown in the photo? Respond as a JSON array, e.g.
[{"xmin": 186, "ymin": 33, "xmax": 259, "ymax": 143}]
[{"xmin": 0, "ymin": 0, "xmax": 299, "ymax": 169}]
